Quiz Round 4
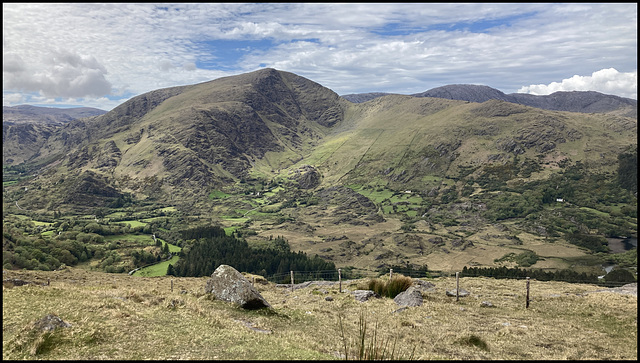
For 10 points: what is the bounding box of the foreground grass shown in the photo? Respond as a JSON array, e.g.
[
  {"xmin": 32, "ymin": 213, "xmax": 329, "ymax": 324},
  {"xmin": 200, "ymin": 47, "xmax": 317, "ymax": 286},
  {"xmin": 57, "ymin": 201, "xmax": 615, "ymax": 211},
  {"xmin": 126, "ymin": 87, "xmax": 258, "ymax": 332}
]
[{"xmin": 2, "ymin": 268, "xmax": 637, "ymax": 360}]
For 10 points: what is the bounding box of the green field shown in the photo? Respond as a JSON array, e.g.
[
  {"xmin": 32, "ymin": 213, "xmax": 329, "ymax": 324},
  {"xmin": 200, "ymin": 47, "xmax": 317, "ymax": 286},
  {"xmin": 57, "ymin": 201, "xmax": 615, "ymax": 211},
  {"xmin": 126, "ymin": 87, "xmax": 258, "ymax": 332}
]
[
  {"xmin": 116, "ymin": 220, "xmax": 148, "ymax": 228},
  {"xmin": 132, "ymin": 255, "xmax": 180, "ymax": 277},
  {"xmin": 132, "ymin": 241, "xmax": 182, "ymax": 277},
  {"xmin": 103, "ymin": 234, "xmax": 154, "ymax": 244}
]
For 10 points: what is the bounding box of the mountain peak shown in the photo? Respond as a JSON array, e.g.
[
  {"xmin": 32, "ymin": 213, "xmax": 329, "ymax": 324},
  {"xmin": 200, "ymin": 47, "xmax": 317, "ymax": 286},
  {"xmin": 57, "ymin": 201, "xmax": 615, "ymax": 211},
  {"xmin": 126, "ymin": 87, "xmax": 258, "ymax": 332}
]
[{"xmin": 412, "ymin": 84, "xmax": 512, "ymax": 103}]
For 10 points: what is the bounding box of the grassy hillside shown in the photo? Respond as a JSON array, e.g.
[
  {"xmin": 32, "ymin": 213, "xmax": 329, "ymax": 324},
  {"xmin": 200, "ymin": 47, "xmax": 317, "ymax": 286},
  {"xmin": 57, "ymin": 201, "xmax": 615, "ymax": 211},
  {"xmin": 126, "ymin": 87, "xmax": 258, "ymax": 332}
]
[{"xmin": 2, "ymin": 268, "xmax": 636, "ymax": 360}]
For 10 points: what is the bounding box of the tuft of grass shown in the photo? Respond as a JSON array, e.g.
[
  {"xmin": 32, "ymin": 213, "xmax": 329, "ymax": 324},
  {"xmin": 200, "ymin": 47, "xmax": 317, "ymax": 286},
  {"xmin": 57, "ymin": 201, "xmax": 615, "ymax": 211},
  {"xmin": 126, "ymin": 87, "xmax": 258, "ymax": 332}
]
[
  {"xmin": 457, "ymin": 334, "xmax": 490, "ymax": 351},
  {"xmin": 338, "ymin": 309, "xmax": 415, "ymax": 360},
  {"xmin": 367, "ymin": 275, "xmax": 413, "ymax": 298}
]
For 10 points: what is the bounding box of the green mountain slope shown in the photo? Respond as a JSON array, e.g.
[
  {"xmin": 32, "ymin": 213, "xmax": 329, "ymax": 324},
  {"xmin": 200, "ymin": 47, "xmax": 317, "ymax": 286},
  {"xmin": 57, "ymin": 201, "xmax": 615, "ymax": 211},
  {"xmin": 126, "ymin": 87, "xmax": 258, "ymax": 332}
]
[{"xmin": 2, "ymin": 68, "xmax": 637, "ymax": 275}]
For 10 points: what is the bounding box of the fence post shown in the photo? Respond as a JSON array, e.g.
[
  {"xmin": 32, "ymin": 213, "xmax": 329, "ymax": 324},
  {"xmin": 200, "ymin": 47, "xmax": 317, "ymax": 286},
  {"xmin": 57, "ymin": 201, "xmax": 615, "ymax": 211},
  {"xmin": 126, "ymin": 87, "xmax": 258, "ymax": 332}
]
[
  {"xmin": 290, "ymin": 270, "xmax": 294, "ymax": 292},
  {"xmin": 456, "ymin": 272, "xmax": 460, "ymax": 302},
  {"xmin": 526, "ymin": 277, "xmax": 530, "ymax": 309},
  {"xmin": 390, "ymin": 268, "xmax": 393, "ymax": 280},
  {"xmin": 171, "ymin": 279, "xmax": 173, "ymax": 293},
  {"xmin": 338, "ymin": 268, "xmax": 342, "ymax": 293}
]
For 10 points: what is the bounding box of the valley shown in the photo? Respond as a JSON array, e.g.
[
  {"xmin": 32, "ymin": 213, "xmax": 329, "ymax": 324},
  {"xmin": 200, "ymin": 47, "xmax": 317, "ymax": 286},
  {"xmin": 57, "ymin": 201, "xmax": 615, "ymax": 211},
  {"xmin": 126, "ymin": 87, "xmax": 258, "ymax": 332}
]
[{"xmin": 2, "ymin": 68, "xmax": 637, "ymax": 284}]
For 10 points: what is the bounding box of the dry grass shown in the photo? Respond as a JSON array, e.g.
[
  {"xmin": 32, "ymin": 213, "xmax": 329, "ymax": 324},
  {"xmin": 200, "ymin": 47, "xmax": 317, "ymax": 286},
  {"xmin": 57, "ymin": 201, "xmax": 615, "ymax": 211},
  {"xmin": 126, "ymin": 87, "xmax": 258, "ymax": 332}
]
[{"xmin": 2, "ymin": 268, "xmax": 637, "ymax": 360}]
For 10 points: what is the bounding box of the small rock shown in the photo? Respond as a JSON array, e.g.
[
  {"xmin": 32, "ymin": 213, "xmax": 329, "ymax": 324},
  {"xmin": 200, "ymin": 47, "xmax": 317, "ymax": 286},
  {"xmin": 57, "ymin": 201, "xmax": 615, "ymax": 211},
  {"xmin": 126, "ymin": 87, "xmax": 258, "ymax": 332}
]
[
  {"xmin": 325, "ymin": 296, "xmax": 334, "ymax": 301},
  {"xmin": 33, "ymin": 314, "xmax": 71, "ymax": 332},
  {"xmin": 351, "ymin": 290, "xmax": 380, "ymax": 302},
  {"xmin": 446, "ymin": 288, "xmax": 470, "ymax": 297},
  {"xmin": 481, "ymin": 301, "xmax": 494, "ymax": 307}
]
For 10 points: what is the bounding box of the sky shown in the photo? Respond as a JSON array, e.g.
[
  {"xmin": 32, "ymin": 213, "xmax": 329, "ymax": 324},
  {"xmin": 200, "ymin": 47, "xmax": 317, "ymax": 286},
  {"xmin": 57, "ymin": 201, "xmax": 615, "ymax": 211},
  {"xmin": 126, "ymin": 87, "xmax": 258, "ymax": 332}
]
[{"xmin": 2, "ymin": 3, "xmax": 637, "ymax": 111}]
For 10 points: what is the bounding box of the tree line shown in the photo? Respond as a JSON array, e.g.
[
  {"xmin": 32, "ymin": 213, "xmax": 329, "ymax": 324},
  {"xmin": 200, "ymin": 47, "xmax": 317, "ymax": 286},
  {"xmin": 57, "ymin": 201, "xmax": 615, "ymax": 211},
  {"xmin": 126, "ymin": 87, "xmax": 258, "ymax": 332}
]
[
  {"xmin": 169, "ymin": 226, "xmax": 336, "ymax": 283},
  {"xmin": 460, "ymin": 265, "xmax": 635, "ymax": 287}
]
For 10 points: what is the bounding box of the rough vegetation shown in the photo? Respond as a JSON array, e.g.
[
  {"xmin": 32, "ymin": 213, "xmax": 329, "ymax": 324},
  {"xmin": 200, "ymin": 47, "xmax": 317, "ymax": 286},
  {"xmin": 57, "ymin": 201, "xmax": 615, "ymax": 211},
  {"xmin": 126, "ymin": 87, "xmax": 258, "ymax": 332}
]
[{"xmin": 2, "ymin": 268, "xmax": 637, "ymax": 360}]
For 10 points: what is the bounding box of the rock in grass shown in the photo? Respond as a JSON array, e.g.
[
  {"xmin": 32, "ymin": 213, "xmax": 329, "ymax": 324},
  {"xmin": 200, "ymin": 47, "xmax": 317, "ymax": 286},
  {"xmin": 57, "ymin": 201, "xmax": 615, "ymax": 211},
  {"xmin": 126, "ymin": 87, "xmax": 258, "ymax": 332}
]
[
  {"xmin": 351, "ymin": 290, "xmax": 380, "ymax": 302},
  {"xmin": 446, "ymin": 288, "xmax": 470, "ymax": 297},
  {"xmin": 33, "ymin": 314, "xmax": 72, "ymax": 332},
  {"xmin": 394, "ymin": 286, "xmax": 423, "ymax": 307},
  {"xmin": 205, "ymin": 265, "xmax": 271, "ymax": 309}
]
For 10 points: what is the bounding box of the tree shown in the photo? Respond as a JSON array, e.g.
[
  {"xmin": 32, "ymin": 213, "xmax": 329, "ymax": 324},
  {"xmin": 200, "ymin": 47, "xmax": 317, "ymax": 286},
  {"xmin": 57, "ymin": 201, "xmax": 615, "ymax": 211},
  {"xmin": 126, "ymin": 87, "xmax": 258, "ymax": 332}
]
[
  {"xmin": 617, "ymin": 148, "xmax": 637, "ymax": 192},
  {"xmin": 604, "ymin": 268, "xmax": 636, "ymax": 285},
  {"xmin": 167, "ymin": 263, "xmax": 175, "ymax": 276}
]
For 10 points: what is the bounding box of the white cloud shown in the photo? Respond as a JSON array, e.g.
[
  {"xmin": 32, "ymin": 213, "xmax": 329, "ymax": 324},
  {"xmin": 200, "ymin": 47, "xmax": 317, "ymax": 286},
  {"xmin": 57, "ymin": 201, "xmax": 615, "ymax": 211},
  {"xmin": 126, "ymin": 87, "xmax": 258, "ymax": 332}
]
[
  {"xmin": 159, "ymin": 60, "xmax": 175, "ymax": 71},
  {"xmin": 2, "ymin": 92, "xmax": 26, "ymax": 105},
  {"xmin": 2, "ymin": 3, "xmax": 637, "ymax": 109},
  {"xmin": 3, "ymin": 49, "xmax": 112, "ymax": 99},
  {"xmin": 517, "ymin": 69, "xmax": 637, "ymax": 100}
]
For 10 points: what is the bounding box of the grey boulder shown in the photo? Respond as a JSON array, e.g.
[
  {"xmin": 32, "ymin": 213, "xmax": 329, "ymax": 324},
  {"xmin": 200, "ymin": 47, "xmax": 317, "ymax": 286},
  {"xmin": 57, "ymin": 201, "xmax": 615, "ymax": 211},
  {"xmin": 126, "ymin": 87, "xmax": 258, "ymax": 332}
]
[
  {"xmin": 393, "ymin": 286, "xmax": 423, "ymax": 307},
  {"xmin": 205, "ymin": 265, "xmax": 271, "ymax": 309}
]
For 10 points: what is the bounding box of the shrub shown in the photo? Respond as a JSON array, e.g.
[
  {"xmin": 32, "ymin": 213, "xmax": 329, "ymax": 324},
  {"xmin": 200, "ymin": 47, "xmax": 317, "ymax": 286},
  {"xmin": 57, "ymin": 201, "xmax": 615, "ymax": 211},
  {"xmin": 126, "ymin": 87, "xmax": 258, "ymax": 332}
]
[{"xmin": 367, "ymin": 275, "xmax": 413, "ymax": 298}]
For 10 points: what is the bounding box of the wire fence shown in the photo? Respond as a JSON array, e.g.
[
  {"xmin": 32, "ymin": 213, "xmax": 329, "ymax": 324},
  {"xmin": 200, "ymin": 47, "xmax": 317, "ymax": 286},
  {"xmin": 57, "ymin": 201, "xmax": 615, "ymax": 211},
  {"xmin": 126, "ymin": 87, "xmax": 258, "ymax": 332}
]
[{"xmin": 263, "ymin": 268, "xmax": 636, "ymax": 288}]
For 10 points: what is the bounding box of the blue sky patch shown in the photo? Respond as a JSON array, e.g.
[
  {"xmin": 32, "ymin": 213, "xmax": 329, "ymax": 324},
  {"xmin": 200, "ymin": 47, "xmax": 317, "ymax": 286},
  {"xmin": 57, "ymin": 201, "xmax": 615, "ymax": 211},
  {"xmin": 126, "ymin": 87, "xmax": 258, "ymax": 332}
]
[
  {"xmin": 428, "ymin": 12, "xmax": 537, "ymax": 33},
  {"xmin": 194, "ymin": 39, "xmax": 275, "ymax": 70}
]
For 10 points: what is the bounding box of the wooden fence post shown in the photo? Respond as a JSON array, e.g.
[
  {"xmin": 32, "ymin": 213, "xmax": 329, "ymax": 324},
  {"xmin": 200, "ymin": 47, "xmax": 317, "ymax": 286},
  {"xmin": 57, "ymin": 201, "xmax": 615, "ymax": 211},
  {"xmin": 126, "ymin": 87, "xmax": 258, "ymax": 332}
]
[
  {"xmin": 171, "ymin": 279, "xmax": 173, "ymax": 293},
  {"xmin": 338, "ymin": 268, "xmax": 342, "ymax": 293},
  {"xmin": 290, "ymin": 271, "xmax": 294, "ymax": 292},
  {"xmin": 456, "ymin": 272, "xmax": 460, "ymax": 302},
  {"xmin": 526, "ymin": 277, "xmax": 530, "ymax": 309}
]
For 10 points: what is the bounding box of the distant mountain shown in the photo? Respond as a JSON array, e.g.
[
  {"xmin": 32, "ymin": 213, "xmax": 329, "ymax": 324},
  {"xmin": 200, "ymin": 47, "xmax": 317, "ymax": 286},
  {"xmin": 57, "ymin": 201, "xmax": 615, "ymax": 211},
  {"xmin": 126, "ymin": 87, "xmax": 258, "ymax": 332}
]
[
  {"xmin": 343, "ymin": 84, "xmax": 637, "ymax": 118},
  {"xmin": 413, "ymin": 84, "xmax": 637, "ymax": 117},
  {"xmin": 412, "ymin": 84, "xmax": 513, "ymax": 103},
  {"xmin": 341, "ymin": 92, "xmax": 397, "ymax": 103},
  {"xmin": 4, "ymin": 68, "xmax": 634, "ymax": 214},
  {"xmin": 3, "ymin": 105, "xmax": 107, "ymax": 165},
  {"xmin": 3, "ymin": 105, "xmax": 107, "ymax": 125}
]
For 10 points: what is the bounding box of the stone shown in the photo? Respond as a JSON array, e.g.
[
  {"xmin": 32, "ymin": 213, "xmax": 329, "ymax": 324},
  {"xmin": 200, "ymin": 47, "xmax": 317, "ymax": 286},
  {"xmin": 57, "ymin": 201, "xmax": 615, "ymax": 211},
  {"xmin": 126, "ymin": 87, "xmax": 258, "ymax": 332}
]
[
  {"xmin": 481, "ymin": 301, "xmax": 494, "ymax": 307},
  {"xmin": 446, "ymin": 288, "xmax": 470, "ymax": 297},
  {"xmin": 205, "ymin": 265, "xmax": 271, "ymax": 309},
  {"xmin": 33, "ymin": 314, "xmax": 71, "ymax": 332},
  {"xmin": 351, "ymin": 290, "xmax": 380, "ymax": 302},
  {"xmin": 411, "ymin": 279, "xmax": 436, "ymax": 292},
  {"xmin": 393, "ymin": 286, "xmax": 423, "ymax": 307}
]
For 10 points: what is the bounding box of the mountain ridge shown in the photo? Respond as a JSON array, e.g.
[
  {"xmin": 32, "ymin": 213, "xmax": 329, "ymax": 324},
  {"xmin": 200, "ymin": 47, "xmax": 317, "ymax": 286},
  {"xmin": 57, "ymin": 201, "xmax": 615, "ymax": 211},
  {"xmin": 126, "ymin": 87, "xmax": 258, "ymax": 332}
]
[
  {"xmin": 6, "ymin": 68, "xmax": 636, "ymax": 211},
  {"xmin": 342, "ymin": 84, "xmax": 637, "ymax": 118}
]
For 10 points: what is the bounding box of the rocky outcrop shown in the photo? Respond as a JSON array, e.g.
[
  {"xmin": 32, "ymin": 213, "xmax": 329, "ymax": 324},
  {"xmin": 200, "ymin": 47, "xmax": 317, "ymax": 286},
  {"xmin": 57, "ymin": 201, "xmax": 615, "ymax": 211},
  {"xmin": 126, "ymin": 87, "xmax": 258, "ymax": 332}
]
[
  {"xmin": 205, "ymin": 264, "xmax": 271, "ymax": 309},
  {"xmin": 289, "ymin": 165, "xmax": 321, "ymax": 189}
]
